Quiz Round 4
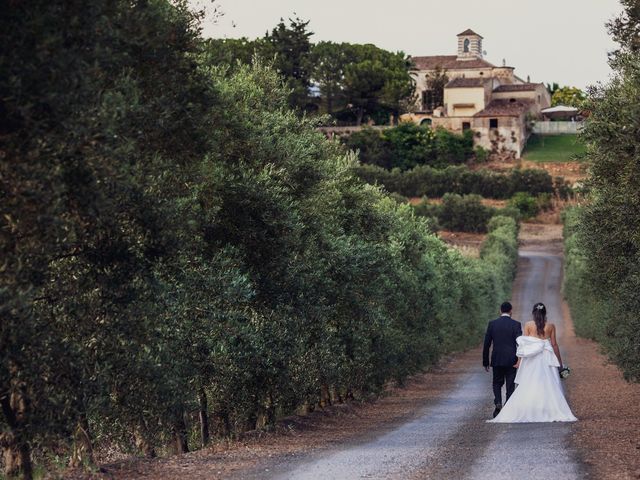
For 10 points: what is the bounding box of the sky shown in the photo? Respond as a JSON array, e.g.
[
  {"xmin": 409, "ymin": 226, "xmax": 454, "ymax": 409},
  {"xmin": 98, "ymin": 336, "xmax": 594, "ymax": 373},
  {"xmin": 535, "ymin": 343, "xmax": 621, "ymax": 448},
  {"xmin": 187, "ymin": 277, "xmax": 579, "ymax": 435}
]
[{"xmin": 193, "ymin": 0, "xmax": 624, "ymax": 90}]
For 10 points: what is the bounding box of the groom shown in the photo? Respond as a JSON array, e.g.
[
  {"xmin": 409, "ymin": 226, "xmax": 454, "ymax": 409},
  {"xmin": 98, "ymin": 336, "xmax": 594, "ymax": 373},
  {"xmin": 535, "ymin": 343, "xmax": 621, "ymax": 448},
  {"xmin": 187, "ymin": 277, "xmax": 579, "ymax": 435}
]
[{"xmin": 483, "ymin": 302, "xmax": 522, "ymax": 418}]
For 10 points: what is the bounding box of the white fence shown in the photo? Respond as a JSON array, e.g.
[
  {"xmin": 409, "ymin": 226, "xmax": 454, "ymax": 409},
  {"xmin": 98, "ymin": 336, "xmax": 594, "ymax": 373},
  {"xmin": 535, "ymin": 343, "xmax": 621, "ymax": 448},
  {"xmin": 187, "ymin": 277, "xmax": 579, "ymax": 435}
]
[{"xmin": 532, "ymin": 121, "xmax": 584, "ymax": 135}]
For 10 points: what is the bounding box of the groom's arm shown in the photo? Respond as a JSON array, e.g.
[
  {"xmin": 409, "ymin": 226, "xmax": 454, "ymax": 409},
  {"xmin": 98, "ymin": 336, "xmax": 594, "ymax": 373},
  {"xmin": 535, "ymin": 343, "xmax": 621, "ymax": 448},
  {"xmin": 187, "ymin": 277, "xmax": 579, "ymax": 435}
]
[
  {"xmin": 515, "ymin": 321, "xmax": 522, "ymax": 338},
  {"xmin": 482, "ymin": 322, "xmax": 492, "ymax": 369}
]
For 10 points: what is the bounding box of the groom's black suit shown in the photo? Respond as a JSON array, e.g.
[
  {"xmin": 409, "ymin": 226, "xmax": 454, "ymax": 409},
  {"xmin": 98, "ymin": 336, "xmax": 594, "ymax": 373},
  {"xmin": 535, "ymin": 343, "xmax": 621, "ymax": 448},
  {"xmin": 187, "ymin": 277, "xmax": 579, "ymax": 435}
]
[{"xmin": 483, "ymin": 314, "xmax": 522, "ymax": 406}]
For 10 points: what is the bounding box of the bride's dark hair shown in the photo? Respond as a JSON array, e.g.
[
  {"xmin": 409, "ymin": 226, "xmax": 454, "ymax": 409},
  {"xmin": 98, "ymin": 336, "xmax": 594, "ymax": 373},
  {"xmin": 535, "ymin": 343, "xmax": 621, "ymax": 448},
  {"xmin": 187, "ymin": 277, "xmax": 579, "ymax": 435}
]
[{"xmin": 532, "ymin": 302, "xmax": 547, "ymax": 337}]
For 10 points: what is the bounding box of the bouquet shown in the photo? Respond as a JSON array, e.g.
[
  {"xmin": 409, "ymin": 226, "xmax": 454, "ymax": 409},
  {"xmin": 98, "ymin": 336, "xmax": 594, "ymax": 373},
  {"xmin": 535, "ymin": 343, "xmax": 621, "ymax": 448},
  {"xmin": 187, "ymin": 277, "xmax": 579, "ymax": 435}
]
[{"xmin": 558, "ymin": 366, "xmax": 571, "ymax": 379}]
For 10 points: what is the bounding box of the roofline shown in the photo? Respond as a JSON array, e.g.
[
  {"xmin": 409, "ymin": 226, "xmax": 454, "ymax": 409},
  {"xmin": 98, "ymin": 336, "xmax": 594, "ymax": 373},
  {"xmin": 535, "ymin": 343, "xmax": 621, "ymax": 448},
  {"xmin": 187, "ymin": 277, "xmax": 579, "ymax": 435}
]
[
  {"xmin": 457, "ymin": 29, "xmax": 483, "ymax": 38},
  {"xmin": 411, "ymin": 65, "xmax": 496, "ymax": 71}
]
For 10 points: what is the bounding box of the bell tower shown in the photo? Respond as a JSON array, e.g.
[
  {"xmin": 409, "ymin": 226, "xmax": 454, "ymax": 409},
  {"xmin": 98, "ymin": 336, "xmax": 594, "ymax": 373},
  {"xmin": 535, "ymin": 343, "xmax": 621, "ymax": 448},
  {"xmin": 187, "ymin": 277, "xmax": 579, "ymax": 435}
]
[{"xmin": 457, "ymin": 29, "xmax": 483, "ymax": 61}]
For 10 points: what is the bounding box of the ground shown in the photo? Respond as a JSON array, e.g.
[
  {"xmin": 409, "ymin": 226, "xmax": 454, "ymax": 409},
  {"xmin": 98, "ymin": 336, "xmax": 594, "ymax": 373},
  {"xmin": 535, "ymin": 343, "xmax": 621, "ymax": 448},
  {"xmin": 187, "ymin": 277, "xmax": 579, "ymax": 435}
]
[
  {"xmin": 522, "ymin": 134, "xmax": 586, "ymax": 163},
  {"xmin": 65, "ymin": 223, "xmax": 640, "ymax": 480}
]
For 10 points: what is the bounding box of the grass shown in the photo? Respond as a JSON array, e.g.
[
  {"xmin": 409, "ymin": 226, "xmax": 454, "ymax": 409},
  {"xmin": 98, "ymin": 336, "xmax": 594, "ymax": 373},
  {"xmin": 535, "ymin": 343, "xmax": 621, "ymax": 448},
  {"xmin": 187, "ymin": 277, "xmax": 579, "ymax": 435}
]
[{"xmin": 522, "ymin": 134, "xmax": 586, "ymax": 162}]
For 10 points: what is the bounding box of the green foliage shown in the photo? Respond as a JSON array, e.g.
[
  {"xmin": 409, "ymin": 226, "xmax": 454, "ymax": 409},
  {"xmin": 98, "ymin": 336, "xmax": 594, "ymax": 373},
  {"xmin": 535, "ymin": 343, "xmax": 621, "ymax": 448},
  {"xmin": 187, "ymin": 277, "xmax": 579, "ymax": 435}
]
[
  {"xmin": 474, "ymin": 146, "xmax": 490, "ymax": 163},
  {"xmin": 0, "ymin": 1, "xmax": 520, "ymax": 476},
  {"xmin": 341, "ymin": 44, "xmax": 415, "ymax": 124},
  {"xmin": 200, "ymin": 29, "xmax": 415, "ymax": 122},
  {"xmin": 344, "ymin": 125, "xmax": 473, "ymax": 170},
  {"xmin": 562, "ymin": 1, "xmax": 640, "ymax": 382},
  {"xmin": 355, "ymin": 164, "xmax": 559, "ymax": 199},
  {"xmin": 424, "ymin": 66, "xmax": 449, "ymax": 110},
  {"xmin": 413, "ymin": 195, "xmax": 520, "ymax": 233},
  {"xmin": 201, "ymin": 37, "xmax": 261, "ymax": 71},
  {"xmin": 562, "ymin": 208, "xmax": 607, "ymax": 341},
  {"xmin": 436, "ymin": 194, "xmax": 493, "ymax": 233},
  {"xmin": 551, "ymin": 86, "xmax": 586, "ymax": 108},
  {"xmin": 265, "ymin": 17, "xmax": 314, "ymax": 111},
  {"xmin": 508, "ymin": 192, "xmax": 540, "ymax": 220}
]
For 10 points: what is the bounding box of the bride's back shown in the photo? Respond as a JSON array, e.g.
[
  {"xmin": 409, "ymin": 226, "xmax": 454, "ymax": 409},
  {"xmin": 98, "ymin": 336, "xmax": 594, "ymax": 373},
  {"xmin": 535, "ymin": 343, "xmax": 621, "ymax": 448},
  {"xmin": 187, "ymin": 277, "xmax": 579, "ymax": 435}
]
[{"xmin": 524, "ymin": 320, "xmax": 554, "ymax": 340}]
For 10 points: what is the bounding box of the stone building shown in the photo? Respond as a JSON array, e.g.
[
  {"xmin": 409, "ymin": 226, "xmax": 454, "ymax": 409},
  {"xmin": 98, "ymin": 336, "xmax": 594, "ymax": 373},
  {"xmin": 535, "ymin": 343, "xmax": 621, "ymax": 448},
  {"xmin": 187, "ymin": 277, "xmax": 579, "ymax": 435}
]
[{"xmin": 402, "ymin": 29, "xmax": 551, "ymax": 158}]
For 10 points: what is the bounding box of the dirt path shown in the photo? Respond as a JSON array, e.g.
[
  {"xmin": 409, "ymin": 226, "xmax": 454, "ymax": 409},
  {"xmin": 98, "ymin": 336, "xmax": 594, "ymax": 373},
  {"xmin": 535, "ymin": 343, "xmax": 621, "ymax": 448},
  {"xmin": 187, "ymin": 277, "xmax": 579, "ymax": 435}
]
[
  {"xmin": 257, "ymin": 245, "xmax": 584, "ymax": 480},
  {"xmin": 76, "ymin": 224, "xmax": 640, "ymax": 480}
]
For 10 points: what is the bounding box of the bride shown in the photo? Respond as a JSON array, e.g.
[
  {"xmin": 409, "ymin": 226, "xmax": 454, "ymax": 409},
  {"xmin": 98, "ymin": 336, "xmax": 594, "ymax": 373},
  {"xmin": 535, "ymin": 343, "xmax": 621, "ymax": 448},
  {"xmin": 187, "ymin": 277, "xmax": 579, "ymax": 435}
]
[{"xmin": 489, "ymin": 302, "xmax": 577, "ymax": 423}]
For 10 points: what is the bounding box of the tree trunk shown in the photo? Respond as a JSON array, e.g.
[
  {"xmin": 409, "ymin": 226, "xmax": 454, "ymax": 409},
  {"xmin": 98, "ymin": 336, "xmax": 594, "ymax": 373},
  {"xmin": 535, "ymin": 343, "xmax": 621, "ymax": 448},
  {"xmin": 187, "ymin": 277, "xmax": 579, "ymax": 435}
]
[
  {"xmin": 213, "ymin": 409, "xmax": 231, "ymax": 437},
  {"xmin": 356, "ymin": 107, "xmax": 364, "ymax": 126},
  {"xmin": 173, "ymin": 412, "xmax": 189, "ymax": 454},
  {"xmin": 69, "ymin": 414, "xmax": 95, "ymax": 469},
  {"xmin": 319, "ymin": 384, "xmax": 331, "ymax": 408},
  {"xmin": 1, "ymin": 391, "xmax": 32, "ymax": 480},
  {"xmin": 198, "ymin": 387, "xmax": 210, "ymax": 448},
  {"xmin": 330, "ymin": 386, "xmax": 342, "ymax": 404},
  {"xmin": 134, "ymin": 425, "xmax": 156, "ymax": 458}
]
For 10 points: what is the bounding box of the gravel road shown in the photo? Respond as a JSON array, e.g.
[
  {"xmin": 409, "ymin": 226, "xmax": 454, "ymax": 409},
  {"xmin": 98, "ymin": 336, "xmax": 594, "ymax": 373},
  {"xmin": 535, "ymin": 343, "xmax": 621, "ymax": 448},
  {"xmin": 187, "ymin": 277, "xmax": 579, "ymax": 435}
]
[{"xmin": 264, "ymin": 249, "xmax": 587, "ymax": 480}]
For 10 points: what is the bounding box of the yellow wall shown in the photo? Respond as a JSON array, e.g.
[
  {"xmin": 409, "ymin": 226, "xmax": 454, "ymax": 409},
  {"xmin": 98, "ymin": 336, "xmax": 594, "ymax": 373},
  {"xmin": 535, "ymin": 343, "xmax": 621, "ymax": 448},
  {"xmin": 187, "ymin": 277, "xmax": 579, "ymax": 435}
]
[{"xmin": 444, "ymin": 87, "xmax": 486, "ymax": 116}]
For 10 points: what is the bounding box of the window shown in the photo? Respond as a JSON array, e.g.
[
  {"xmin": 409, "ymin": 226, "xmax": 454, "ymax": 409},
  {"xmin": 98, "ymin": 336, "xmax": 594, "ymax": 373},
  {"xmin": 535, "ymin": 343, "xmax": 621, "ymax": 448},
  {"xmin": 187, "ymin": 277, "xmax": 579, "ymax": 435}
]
[
  {"xmin": 462, "ymin": 122, "xmax": 471, "ymax": 131},
  {"xmin": 422, "ymin": 90, "xmax": 433, "ymax": 111},
  {"xmin": 490, "ymin": 118, "xmax": 498, "ymax": 129},
  {"xmin": 464, "ymin": 38, "xmax": 470, "ymax": 53},
  {"xmin": 422, "ymin": 89, "xmax": 442, "ymax": 112}
]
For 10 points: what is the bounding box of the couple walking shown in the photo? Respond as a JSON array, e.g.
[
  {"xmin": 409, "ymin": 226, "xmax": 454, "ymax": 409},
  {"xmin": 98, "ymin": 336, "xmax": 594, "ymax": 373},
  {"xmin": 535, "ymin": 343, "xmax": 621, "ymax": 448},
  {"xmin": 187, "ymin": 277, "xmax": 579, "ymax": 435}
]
[{"xmin": 482, "ymin": 301, "xmax": 577, "ymax": 423}]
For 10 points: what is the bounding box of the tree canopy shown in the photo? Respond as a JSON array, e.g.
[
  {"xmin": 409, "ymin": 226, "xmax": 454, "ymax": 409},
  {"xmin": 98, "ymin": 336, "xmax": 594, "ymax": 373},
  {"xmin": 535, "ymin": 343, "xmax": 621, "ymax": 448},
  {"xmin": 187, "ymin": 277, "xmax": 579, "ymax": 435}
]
[
  {"xmin": 563, "ymin": 0, "xmax": 640, "ymax": 382},
  {"xmin": 203, "ymin": 27, "xmax": 415, "ymax": 123},
  {"xmin": 1, "ymin": 1, "xmax": 517, "ymax": 478}
]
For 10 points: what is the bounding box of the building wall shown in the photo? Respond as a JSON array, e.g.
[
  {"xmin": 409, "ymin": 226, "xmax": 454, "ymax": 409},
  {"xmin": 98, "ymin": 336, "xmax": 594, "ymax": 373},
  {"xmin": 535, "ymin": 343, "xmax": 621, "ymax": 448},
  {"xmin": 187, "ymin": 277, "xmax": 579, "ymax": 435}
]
[
  {"xmin": 490, "ymin": 67, "xmax": 517, "ymax": 83},
  {"xmin": 457, "ymin": 34, "xmax": 483, "ymax": 59},
  {"xmin": 444, "ymin": 87, "xmax": 486, "ymax": 116},
  {"xmin": 412, "ymin": 68, "xmax": 494, "ymax": 98},
  {"xmin": 473, "ymin": 116, "xmax": 527, "ymax": 158},
  {"xmin": 432, "ymin": 116, "xmax": 474, "ymax": 133},
  {"xmin": 491, "ymin": 85, "xmax": 551, "ymax": 116}
]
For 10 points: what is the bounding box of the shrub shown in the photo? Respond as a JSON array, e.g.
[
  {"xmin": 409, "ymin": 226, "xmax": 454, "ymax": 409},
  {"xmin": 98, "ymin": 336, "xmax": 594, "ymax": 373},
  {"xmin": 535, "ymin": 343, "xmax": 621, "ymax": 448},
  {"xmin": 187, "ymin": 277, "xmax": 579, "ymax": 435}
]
[
  {"xmin": 474, "ymin": 146, "xmax": 489, "ymax": 163},
  {"xmin": 508, "ymin": 192, "xmax": 540, "ymax": 219},
  {"xmin": 412, "ymin": 195, "xmax": 519, "ymax": 233},
  {"xmin": 438, "ymin": 194, "xmax": 493, "ymax": 232},
  {"xmin": 536, "ymin": 193, "xmax": 553, "ymax": 211},
  {"xmin": 344, "ymin": 124, "xmax": 474, "ymax": 171},
  {"xmin": 355, "ymin": 164, "xmax": 560, "ymax": 199},
  {"xmin": 0, "ymin": 2, "xmax": 522, "ymax": 472},
  {"xmin": 344, "ymin": 127, "xmax": 391, "ymax": 168}
]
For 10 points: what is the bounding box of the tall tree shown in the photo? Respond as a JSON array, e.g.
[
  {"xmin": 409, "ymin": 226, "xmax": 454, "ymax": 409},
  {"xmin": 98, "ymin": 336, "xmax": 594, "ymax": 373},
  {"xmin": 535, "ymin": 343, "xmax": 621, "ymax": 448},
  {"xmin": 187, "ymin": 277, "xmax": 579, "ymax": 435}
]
[
  {"xmin": 201, "ymin": 37, "xmax": 262, "ymax": 70},
  {"xmin": 343, "ymin": 44, "xmax": 414, "ymax": 125},
  {"xmin": 424, "ymin": 66, "xmax": 449, "ymax": 111},
  {"xmin": 310, "ymin": 41, "xmax": 355, "ymax": 114},
  {"xmin": 551, "ymin": 86, "xmax": 586, "ymax": 107},
  {"xmin": 264, "ymin": 17, "xmax": 314, "ymax": 111},
  {"xmin": 576, "ymin": 0, "xmax": 640, "ymax": 380}
]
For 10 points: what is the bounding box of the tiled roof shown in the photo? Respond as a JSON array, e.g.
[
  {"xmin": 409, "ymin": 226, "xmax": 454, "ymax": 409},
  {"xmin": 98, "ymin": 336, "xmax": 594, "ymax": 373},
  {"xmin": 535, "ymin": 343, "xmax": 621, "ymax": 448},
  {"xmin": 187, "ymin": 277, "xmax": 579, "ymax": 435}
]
[
  {"xmin": 493, "ymin": 83, "xmax": 542, "ymax": 92},
  {"xmin": 445, "ymin": 77, "xmax": 489, "ymax": 88},
  {"xmin": 474, "ymin": 99, "xmax": 534, "ymax": 117},
  {"xmin": 457, "ymin": 29, "xmax": 483, "ymax": 38},
  {"xmin": 410, "ymin": 55, "xmax": 495, "ymax": 70}
]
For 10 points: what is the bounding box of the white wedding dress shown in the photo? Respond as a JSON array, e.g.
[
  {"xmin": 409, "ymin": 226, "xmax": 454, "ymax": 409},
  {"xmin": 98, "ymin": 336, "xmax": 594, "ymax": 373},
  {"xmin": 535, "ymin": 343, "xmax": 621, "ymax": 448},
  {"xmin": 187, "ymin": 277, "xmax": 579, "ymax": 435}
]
[{"xmin": 488, "ymin": 335, "xmax": 577, "ymax": 423}]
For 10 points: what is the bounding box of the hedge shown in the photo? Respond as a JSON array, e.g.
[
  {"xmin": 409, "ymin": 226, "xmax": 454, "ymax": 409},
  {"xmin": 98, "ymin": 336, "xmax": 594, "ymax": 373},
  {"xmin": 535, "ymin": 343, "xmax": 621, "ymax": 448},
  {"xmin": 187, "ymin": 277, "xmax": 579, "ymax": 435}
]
[
  {"xmin": 413, "ymin": 194, "xmax": 520, "ymax": 233},
  {"xmin": 355, "ymin": 164, "xmax": 570, "ymax": 200}
]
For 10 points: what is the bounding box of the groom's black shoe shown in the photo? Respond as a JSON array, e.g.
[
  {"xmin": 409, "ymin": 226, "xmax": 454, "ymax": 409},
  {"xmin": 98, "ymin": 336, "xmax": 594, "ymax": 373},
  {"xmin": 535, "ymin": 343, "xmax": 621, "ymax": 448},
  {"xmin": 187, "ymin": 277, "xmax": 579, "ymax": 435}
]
[{"xmin": 493, "ymin": 404, "xmax": 502, "ymax": 418}]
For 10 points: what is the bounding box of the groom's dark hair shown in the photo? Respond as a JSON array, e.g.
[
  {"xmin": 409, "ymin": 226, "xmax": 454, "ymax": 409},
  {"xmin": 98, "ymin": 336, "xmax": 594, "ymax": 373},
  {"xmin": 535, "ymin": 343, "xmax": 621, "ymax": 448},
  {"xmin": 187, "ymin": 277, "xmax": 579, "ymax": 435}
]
[{"xmin": 500, "ymin": 302, "xmax": 512, "ymax": 313}]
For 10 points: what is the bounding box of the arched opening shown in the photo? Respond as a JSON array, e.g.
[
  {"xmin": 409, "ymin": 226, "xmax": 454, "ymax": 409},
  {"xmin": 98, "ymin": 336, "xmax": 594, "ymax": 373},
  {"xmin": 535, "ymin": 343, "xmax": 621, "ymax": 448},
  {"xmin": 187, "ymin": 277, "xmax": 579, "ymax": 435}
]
[
  {"xmin": 463, "ymin": 38, "xmax": 470, "ymax": 53},
  {"xmin": 420, "ymin": 118, "xmax": 433, "ymax": 127}
]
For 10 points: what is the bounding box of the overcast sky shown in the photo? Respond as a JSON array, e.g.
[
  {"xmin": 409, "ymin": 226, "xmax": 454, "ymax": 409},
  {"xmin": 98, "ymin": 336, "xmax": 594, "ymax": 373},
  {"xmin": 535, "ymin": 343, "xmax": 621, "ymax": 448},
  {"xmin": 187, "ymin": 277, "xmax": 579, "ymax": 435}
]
[{"xmin": 194, "ymin": 0, "xmax": 623, "ymax": 90}]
